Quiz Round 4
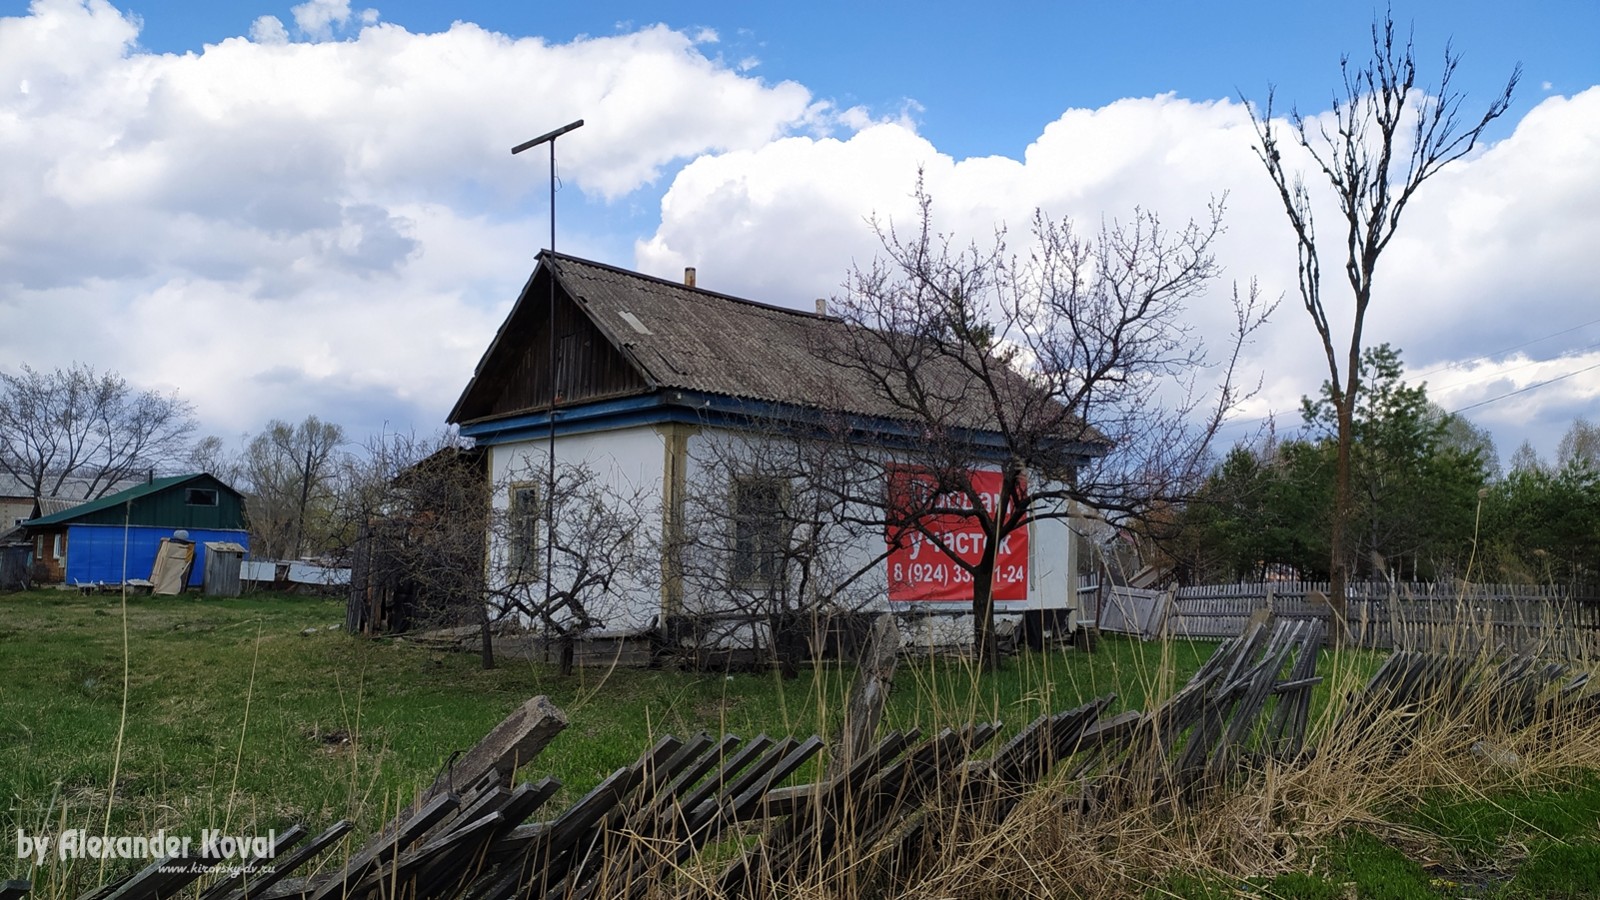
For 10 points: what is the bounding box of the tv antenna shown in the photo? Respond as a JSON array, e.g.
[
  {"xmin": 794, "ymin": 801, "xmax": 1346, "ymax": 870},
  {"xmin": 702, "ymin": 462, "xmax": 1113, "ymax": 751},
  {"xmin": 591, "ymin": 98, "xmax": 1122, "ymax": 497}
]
[{"xmin": 512, "ymin": 118, "xmax": 584, "ymax": 649}]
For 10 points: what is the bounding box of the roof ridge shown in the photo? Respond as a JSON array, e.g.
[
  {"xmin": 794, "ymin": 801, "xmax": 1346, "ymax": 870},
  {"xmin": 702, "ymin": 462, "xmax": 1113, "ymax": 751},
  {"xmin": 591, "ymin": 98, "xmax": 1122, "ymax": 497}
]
[
  {"xmin": 24, "ymin": 472, "xmax": 227, "ymax": 526},
  {"xmin": 544, "ymin": 250, "xmax": 840, "ymax": 323}
]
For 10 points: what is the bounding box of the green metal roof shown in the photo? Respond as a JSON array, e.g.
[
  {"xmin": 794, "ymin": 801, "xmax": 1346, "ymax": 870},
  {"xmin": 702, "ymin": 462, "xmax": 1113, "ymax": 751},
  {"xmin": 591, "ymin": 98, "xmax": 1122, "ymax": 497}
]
[{"xmin": 25, "ymin": 474, "xmax": 239, "ymax": 526}]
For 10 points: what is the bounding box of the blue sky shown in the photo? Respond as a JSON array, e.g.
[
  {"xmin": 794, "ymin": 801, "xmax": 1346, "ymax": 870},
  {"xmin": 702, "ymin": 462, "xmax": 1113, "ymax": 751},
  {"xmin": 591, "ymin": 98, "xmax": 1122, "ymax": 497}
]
[
  {"xmin": 108, "ymin": 1, "xmax": 1589, "ymax": 147},
  {"xmin": 0, "ymin": 0, "xmax": 1596, "ymax": 466}
]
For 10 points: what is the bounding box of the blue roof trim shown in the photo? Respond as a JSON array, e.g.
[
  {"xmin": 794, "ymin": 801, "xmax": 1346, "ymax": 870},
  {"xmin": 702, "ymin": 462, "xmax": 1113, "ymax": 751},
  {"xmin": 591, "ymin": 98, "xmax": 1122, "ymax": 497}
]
[
  {"xmin": 458, "ymin": 394, "xmax": 677, "ymax": 445},
  {"xmin": 460, "ymin": 391, "xmax": 1100, "ymax": 465}
]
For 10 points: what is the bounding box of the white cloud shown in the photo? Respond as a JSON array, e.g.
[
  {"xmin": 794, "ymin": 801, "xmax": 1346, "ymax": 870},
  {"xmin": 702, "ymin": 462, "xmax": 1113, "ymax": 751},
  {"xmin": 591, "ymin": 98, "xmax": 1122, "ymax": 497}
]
[
  {"xmin": 250, "ymin": 15, "xmax": 288, "ymax": 44},
  {"xmin": 0, "ymin": 2, "xmax": 842, "ymax": 440},
  {"xmin": 638, "ymin": 89, "xmax": 1600, "ymax": 461},
  {"xmin": 291, "ymin": 0, "xmax": 359, "ymax": 41},
  {"xmin": 1, "ymin": 0, "xmax": 1594, "ymax": 466}
]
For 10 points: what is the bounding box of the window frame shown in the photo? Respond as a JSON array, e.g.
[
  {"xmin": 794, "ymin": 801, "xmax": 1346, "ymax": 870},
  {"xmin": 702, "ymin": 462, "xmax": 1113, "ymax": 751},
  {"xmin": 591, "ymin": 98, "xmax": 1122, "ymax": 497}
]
[
  {"xmin": 729, "ymin": 474, "xmax": 791, "ymax": 588},
  {"xmin": 185, "ymin": 487, "xmax": 220, "ymax": 507},
  {"xmin": 507, "ymin": 481, "xmax": 540, "ymax": 583}
]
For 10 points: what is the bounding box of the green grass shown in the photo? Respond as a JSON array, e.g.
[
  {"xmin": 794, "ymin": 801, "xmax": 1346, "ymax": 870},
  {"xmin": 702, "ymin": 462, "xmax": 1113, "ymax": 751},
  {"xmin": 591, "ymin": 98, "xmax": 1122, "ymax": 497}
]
[
  {"xmin": 1402, "ymin": 769, "xmax": 1600, "ymax": 859},
  {"xmin": 10, "ymin": 588, "xmax": 1591, "ymax": 898},
  {"xmin": 1149, "ymin": 830, "xmax": 1444, "ymax": 899},
  {"xmin": 1150, "ymin": 773, "xmax": 1600, "ymax": 900},
  {"xmin": 1511, "ymin": 841, "xmax": 1600, "ymax": 898},
  {"xmin": 0, "ymin": 588, "xmax": 1211, "ymax": 891},
  {"xmin": 1397, "ymin": 770, "xmax": 1600, "ymax": 898}
]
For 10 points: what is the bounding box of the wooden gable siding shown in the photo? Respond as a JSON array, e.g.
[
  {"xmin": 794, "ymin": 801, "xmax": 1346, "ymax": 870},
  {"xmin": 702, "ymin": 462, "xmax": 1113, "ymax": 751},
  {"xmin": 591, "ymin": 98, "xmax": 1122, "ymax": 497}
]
[
  {"xmin": 463, "ymin": 273, "xmax": 650, "ymax": 423},
  {"xmin": 65, "ymin": 475, "xmax": 246, "ymax": 530}
]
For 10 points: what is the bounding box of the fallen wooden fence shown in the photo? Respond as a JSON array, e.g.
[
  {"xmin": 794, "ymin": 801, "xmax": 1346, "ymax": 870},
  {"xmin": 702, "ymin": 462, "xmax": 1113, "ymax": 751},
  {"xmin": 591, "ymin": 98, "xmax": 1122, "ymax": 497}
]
[{"xmin": 13, "ymin": 620, "xmax": 1597, "ymax": 900}]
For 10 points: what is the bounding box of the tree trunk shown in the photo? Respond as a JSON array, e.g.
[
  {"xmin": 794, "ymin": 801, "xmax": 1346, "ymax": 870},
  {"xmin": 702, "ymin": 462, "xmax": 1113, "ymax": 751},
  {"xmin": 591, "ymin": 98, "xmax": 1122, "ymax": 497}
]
[
  {"xmin": 971, "ymin": 551, "xmax": 1000, "ymax": 672},
  {"xmin": 1329, "ymin": 397, "xmax": 1354, "ymax": 646},
  {"xmin": 293, "ymin": 445, "xmax": 313, "ymax": 559},
  {"xmin": 558, "ymin": 631, "xmax": 575, "ymax": 677},
  {"xmin": 479, "ymin": 600, "xmax": 495, "ymax": 670}
]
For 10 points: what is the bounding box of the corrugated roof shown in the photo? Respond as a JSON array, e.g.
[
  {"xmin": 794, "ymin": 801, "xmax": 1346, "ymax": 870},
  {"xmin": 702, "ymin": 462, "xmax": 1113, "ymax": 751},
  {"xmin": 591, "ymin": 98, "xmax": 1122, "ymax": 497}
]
[
  {"xmin": 459, "ymin": 253, "xmax": 1097, "ymax": 441},
  {"xmin": 25, "ymin": 474, "xmax": 233, "ymax": 526},
  {"xmin": 34, "ymin": 497, "xmax": 80, "ymax": 517},
  {"xmin": 0, "ymin": 474, "xmax": 141, "ymax": 502},
  {"xmin": 548, "ymin": 255, "xmax": 865, "ymax": 411}
]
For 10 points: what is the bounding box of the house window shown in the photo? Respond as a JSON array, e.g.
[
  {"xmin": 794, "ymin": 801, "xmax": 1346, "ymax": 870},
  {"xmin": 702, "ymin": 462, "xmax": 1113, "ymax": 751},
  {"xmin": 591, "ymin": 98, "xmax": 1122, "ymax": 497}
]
[
  {"xmin": 185, "ymin": 488, "xmax": 219, "ymax": 507},
  {"xmin": 508, "ymin": 483, "xmax": 540, "ymax": 582},
  {"xmin": 731, "ymin": 475, "xmax": 789, "ymax": 585}
]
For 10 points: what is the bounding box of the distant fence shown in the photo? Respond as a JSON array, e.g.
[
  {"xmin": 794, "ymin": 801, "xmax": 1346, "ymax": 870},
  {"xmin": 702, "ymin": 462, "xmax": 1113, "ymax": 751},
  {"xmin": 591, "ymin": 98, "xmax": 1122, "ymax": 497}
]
[{"xmin": 1096, "ymin": 582, "xmax": 1600, "ymax": 659}]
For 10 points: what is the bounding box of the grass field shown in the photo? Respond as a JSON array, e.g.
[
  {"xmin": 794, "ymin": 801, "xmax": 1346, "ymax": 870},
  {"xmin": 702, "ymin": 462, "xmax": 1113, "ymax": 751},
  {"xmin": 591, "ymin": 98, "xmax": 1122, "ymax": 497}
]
[
  {"xmin": 0, "ymin": 589, "xmax": 1207, "ymax": 883},
  {"xmin": 3, "ymin": 588, "xmax": 1597, "ymax": 898}
]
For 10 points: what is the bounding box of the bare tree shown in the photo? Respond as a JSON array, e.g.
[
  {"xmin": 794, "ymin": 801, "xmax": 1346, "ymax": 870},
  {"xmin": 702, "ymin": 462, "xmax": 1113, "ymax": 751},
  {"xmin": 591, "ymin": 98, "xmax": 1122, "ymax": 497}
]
[
  {"xmin": 187, "ymin": 434, "xmax": 244, "ymax": 485},
  {"xmin": 674, "ymin": 421, "xmax": 889, "ymax": 672},
  {"xmin": 831, "ymin": 186, "xmax": 1270, "ymax": 668},
  {"xmin": 0, "ymin": 363, "xmax": 198, "ymax": 499},
  {"xmin": 487, "ymin": 459, "xmax": 657, "ymax": 677},
  {"xmin": 1508, "ymin": 440, "xmax": 1543, "ymax": 475},
  {"xmin": 340, "ymin": 431, "xmax": 495, "ymax": 666},
  {"xmin": 1248, "ymin": 14, "xmax": 1518, "ymax": 635},
  {"xmin": 240, "ymin": 416, "xmax": 346, "ymax": 559},
  {"xmin": 1557, "ymin": 417, "xmax": 1600, "ymax": 472}
]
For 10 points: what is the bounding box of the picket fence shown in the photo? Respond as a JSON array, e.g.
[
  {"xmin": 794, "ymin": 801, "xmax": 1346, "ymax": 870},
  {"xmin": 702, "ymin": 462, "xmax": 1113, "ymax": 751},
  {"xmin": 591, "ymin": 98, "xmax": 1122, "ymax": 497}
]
[{"xmin": 1097, "ymin": 582, "xmax": 1600, "ymax": 658}]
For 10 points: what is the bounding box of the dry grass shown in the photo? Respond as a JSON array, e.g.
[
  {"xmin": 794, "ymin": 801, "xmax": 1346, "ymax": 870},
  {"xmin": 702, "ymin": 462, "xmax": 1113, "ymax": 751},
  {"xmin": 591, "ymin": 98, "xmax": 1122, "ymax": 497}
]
[
  {"xmin": 849, "ymin": 641, "xmax": 1600, "ymax": 900},
  {"xmin": 640, "ymin": 629, "xmax": 1600, "ymax": 900},
  {"xmin": 8, "ymin": 588, "xmax": 1598, "ymax": 900}
]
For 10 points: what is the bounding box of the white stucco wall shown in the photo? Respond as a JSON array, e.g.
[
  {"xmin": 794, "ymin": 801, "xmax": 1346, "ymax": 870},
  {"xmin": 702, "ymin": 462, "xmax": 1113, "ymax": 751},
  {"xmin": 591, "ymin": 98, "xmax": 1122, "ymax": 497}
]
[
  {"xmin": 487, "ymin": 425, "xmax": 668, "ymax": 634},
  {"xmin": 675, "ymin": 425, "xmax": 890, "ymax": 617},
  {"xmin": 484, "ymin": 419, "xmax": 1092, "ymax": 646}
]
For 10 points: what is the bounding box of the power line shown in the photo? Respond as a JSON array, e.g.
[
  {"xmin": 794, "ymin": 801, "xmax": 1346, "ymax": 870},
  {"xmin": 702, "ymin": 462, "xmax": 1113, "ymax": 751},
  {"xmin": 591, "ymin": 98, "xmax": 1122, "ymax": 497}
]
[
  {"xmin": 1414, "ymin": 313, "xmax": 1600, "ymax": 380},
  {"xmin": 1430, "ymin": 339, "xmax": 1600, "ymax": 394},
  {"xmin": 1215, "ymin": 319, "xmax": 1600, "ymax": 434},
  {"xmin": 1450, "ymin": 359, "xmax": 1600, "ymax": 414}
]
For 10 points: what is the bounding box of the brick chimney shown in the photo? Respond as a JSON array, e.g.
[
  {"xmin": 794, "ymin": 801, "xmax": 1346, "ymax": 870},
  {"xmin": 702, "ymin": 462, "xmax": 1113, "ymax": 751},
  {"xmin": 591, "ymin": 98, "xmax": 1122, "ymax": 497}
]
[{"xmin": 683, "ymin": 267, "xmax": 696, "ymax": 287}]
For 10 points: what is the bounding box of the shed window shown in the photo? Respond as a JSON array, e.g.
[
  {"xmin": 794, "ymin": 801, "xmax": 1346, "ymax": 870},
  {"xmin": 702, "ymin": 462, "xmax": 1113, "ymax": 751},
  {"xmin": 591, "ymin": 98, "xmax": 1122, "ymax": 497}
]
[
  {"xmin": 186, "ymin": 488, "xmax": 219, "ymax": 507},
  {"xmin": 731, "ymin": 476, "xmax": 789, "ymax": 586},
  {"xmin": 508, "ymin": 483, "xmax": 540, "ymax": 582}
]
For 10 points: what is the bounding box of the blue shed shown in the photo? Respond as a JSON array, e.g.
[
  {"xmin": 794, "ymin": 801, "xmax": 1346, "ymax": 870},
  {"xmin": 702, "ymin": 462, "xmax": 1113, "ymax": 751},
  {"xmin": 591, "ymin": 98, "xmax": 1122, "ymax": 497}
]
[{"xmin": 24, "ymin": 473, "xmax": 250, "ymax": 589}]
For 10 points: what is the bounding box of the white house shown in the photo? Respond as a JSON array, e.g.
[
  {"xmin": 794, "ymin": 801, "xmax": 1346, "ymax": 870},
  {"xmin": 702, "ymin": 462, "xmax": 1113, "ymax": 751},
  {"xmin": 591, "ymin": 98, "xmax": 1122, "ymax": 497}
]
[{"xmin": 448, "ymin": 252, "xmax": 1105, "ymax": 651}]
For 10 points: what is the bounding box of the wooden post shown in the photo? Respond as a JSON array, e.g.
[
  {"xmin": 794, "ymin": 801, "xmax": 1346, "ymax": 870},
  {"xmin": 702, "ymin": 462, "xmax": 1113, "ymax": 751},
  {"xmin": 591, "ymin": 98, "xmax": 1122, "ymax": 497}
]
[
  {"xmin": 833, "ymin": 614, "xmax": 900, "ymax": 774},
  {"xmin": 413, "ymin": 695, "xmax": 568, "ymax": 814}
]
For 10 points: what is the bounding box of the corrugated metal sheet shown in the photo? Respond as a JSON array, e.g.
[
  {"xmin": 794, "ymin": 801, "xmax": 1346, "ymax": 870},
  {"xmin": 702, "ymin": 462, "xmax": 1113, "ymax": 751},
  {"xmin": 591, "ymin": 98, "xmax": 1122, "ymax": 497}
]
[
  {"xmin": 238, "ymin": 559, "xmax": 352, "ymax": 587},
  {"xmin": 64, "ymin": 525, "xmax": 250, "ymax": 587},
  {"xmin": 28, "ymin": 473, "xmax": 245, "ymax": 530},
  {"xmin": 287, "ymin": 562, "xmax": 350, "ymax": 586},
  {"xmin": 241, "ymin": 559, "xmax": 279, "ymax": 582},
  {"xmin": 35, "ymin": 497, "xmax": 80, "ymax": 517}
]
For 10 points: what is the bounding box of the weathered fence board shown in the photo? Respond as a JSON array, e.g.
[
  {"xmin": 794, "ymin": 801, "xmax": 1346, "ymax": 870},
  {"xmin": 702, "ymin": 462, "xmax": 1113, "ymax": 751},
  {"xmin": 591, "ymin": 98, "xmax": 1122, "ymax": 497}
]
[{"xmin": 1098, "ymin": 581, "xmax": 1600, "ymax": 657}]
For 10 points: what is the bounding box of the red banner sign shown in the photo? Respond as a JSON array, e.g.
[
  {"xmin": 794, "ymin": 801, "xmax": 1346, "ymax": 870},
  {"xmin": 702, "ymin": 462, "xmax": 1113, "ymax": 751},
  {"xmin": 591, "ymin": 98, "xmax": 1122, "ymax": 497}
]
[{"xmin": 885, "ymin": 467, "xmax": 1028, "ymax": 602}]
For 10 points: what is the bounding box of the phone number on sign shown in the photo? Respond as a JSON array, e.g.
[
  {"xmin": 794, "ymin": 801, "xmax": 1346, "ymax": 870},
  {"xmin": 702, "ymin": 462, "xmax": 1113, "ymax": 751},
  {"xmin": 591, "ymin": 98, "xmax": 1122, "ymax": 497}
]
[{"xmin": 893, "ymin": 562, "xmax": 1025, "ymax": 586}]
